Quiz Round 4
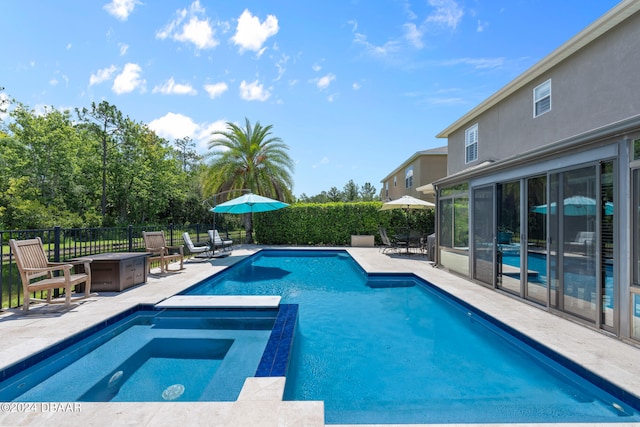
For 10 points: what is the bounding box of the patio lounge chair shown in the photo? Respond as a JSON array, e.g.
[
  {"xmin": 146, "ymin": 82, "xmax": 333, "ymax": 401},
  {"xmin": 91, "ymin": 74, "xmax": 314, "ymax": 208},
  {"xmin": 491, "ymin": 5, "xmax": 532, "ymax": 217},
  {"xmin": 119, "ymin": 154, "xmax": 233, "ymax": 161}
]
[
  {"xmin": 208, "ymin": 229, "xmax": 233, "ymax": 252},
  {"xmin": 9, "ymin": 237, "xmax": 94, "ymax": 311},
  {"xmin": 378, "ymin": 228, "xmax": 398, "ymax": 254},
  {"xmin": 182, "ymin": 232, "xmax": 214, "ymax": 258},
  {"xmin": 142, "ymin": 231, "xmax": 184, "ymax": 273},
  {"xmin": 566, "ymin": 231, "xmax": 595, "ymax": 254}
]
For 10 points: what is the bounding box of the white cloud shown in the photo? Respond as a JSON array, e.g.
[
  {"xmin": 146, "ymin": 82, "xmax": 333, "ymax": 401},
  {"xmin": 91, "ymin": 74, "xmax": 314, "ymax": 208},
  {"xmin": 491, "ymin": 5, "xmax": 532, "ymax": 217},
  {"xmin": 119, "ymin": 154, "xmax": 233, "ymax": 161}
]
[
  {"xmin": 352, "ymin": 82, "xmax": 361, "ymax": 90},
  {"xmin": 119, "ymin": 43, "xmax": 129, "ymax": 55},
  {"xmin": 231, "ymin": 9, "xmax": 279, "ymax": 54},
  {"xmin": 316, "ymin": 73, "xmax": 336, "ymax": 90},
  {"xmin": 477, "ymin": 20, "xmax": 488, "ymax": 32},
  {"xmin": 89, "ymin": 65, "xmax": 118, "ymax": 86},
  {"xmin": 312, "ymin": 63, "xmax": 322, "ymax": 72},
  {"xmin": 438, "ymin": 57, "xmax": 505, "ymax": 69},
  {"xmin": 152, "ymin": 78, "xmax": 197, "ymax": 95},
  {"xmin": 353, "ymin": 32, "xmax": 401, "ymax": 58},
  {"xmin": 149, "ymin": 113, "xmax": 228, "ymax": 153},
  {"xmin": 103, "ymin": 0, "xmax": 140, "ymax": 21},
  {"xmin": 66, "ymin": 43, "xmax": 72, "ymax": 50},
  {"xmin": 426, "ymin": 97, "xmax": 465, "ymax": 105},
  {"xmin": 312, "ymin": 156, "xmax": 330, "ymax": 169},
  {"xmin": 149, "ymin": 112, "xmax": 199, "ymax": 145},
  {"xmin": 239, "ymin": 80, "xmax": 271, "ymax": 101},
  {"xmin": 204, "ymin": 82, "xmax": 228, "ymax": 99},
  {"xmin": 426, "ymin": 0, "xmax": 463, "ymax": 29},
  {"xmin": 403, "ymin": 22, "xmax": 424, "ymax": 49},
  {"xmin": 49, "ymin": 78, "xmax": 59, "ymax": 86},
  {"xmin": 274, "ymin": 54, "xmax": 289, "ymax": 81},
  {"xmin": 156, "ymin": 1, "xmax": 219, "ymax": 50},
  {"xmin": 177, "ymin": 16, "xmax": 218, "ymax": 49},
  {"xmin": 112, "ymin": 63, "xmax": 145, "ymax": 94}
]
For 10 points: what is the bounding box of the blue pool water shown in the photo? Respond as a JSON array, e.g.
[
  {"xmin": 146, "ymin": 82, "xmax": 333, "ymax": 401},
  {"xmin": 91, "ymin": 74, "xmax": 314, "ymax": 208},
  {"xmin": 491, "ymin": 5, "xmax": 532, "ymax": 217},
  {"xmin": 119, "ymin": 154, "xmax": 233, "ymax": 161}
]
[
  {"xmin": 184, "ymin": 249, "xmax": 640, "ymax": 424},
  {"xmin": 0, "ymin": 308, "xmax": 277, "ymax": 402}
]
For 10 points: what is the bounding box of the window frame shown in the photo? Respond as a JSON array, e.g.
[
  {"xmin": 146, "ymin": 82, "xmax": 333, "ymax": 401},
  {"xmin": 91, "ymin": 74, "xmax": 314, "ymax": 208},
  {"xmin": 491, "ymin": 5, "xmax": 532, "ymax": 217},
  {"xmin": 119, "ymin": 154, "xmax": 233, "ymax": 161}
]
[
  {"xmin": 533, "ymin": 79, "xmax": 552, "ymax": 117},
  {"xmin": 465, "ymin": 123, "xmax": 478, "ymax": 164},
  {"xmin": 405, "ymin": 166, "xmax": 414, "ymax": 189}
]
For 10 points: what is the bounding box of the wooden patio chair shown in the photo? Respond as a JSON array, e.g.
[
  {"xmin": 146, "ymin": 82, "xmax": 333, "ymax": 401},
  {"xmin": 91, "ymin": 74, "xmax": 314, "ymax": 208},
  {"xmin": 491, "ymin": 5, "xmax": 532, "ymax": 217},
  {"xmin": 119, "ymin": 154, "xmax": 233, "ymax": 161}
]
[
  {"xmin": 9, "ymin": 237, "xmax": 94, "ymax": 311},
  {"xmin": 142, "ymin": 231, "xmax": 184, "ymax": 273}
]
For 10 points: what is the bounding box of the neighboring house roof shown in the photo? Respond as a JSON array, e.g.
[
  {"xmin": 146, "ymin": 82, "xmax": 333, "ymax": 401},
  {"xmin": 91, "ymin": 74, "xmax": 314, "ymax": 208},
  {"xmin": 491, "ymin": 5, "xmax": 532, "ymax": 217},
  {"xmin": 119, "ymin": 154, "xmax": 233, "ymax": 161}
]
[
  {"xmin": 380, "ymin": 146, "xmax": 448, "ymax": 183},
  {"xmin": 436, "ymin": 0, "xmax": 640, "ymax": 139}
]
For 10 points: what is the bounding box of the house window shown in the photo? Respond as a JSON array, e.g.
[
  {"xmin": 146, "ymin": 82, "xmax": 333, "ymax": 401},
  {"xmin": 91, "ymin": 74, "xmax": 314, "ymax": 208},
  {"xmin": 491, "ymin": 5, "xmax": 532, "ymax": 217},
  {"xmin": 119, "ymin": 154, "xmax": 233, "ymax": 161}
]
[
  {"xmin": 534, "ymin": 79, "xmax": 551, "ymax": 117},
  {"xmin": 393, "ymin": 177, "xmax": 397, "ymax": 187},
  {"xmin": 465, "ymin": 124, "xmax": 478, "ymax": 164},
  {"xmin": 633, "ymin": 138, "xmax": 640, "ymax": 161},
  {"xmin": 405, "ymin": 166, "xmax": 413, "ymax": 188},
  {"xmin": 385, "ymin": 182, "xmax": 389, "ymax": 198}
]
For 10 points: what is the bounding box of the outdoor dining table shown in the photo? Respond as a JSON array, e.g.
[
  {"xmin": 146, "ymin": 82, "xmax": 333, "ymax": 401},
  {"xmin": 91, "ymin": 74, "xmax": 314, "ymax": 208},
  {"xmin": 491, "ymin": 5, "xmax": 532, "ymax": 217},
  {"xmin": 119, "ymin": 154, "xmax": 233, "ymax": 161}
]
[{"xmin": 394, "ymin": 229, "xmax": 424, "ymax": 255}]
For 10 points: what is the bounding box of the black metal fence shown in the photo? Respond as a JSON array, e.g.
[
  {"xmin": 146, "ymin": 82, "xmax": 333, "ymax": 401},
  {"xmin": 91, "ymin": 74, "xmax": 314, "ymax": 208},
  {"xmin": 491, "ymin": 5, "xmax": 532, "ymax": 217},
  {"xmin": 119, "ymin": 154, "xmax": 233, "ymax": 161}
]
[{"xmin": 0, "ymin": 224, "xmax": 237, "ymax": 309}]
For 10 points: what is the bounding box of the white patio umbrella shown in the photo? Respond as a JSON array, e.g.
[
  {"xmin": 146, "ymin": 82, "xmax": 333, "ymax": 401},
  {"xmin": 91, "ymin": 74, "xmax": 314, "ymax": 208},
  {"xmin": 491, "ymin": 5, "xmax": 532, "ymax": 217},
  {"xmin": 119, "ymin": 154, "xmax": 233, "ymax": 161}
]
[
  {"xmin": 380, "ymin": 195, "xmax": 435, "ymax": 211},
  {"xmin": 380, "ymin": 195, "xmax": 435, "ymax": 253}
]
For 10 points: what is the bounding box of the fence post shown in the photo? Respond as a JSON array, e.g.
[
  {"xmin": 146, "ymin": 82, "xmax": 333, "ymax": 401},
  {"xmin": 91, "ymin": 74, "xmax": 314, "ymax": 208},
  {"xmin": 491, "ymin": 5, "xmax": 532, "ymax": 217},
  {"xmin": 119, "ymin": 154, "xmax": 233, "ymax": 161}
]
[
  {"xmin": 54, "ymin": 226, "xmax": 61, "ymax": 262},
  {"xmin": 128, "ymin": 225, "xmax": 133, "ymax": 252}
]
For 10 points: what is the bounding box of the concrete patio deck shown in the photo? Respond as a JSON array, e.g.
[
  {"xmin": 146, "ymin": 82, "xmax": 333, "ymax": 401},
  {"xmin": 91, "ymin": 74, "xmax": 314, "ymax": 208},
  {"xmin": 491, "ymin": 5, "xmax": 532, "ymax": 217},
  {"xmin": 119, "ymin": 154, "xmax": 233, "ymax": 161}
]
[{"xmin": 1, "ymin": 246, "xmax": 639, "ymax": 427}]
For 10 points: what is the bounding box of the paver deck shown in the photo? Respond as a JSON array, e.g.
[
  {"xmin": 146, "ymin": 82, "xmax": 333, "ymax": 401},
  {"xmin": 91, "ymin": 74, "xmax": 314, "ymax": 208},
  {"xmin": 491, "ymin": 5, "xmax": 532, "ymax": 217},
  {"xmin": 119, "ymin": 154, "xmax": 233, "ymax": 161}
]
[{"xmin": 1, "ymin": 246, "xmax": 639, "ymax": 427}]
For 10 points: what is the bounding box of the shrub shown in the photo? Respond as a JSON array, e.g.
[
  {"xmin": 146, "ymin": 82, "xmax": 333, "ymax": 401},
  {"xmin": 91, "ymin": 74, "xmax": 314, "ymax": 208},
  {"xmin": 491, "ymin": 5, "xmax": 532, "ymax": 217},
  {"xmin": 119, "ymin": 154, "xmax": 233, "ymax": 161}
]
[{"xmin": 254, "ymin": 202, "xmax": 434, "ymax": 245}]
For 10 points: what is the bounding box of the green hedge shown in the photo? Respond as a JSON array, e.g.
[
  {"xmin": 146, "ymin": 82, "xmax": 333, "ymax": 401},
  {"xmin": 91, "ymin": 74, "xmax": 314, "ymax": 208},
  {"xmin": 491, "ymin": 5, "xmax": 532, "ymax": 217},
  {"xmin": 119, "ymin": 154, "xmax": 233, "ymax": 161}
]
[{"xmin": 253, "ymin": 202, "xmax": 434, "ymax": 246}]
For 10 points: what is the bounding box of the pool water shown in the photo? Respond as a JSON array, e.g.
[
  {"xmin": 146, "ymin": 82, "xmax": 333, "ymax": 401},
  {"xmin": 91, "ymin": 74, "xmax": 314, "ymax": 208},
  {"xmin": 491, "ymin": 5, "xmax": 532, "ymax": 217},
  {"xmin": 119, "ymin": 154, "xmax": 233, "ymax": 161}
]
[
  {"xmin": 0, "ymin": 308, "xmax": 275, "ymax": 403},
  {"xmin": 185, "ymin": 249, "xmax": 640, "ymax": 424},
  {"xmin": 79, "ymin": 337, "xmax": 232, "ymax": 402}
]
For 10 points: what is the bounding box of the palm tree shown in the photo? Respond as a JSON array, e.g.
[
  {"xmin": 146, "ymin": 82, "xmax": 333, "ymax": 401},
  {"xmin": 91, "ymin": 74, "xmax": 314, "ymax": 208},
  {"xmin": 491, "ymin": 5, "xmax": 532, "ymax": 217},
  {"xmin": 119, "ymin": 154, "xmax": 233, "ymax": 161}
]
[{"xmin": 202, "ymin": 118, "xmax": 294, "ymax": 243}]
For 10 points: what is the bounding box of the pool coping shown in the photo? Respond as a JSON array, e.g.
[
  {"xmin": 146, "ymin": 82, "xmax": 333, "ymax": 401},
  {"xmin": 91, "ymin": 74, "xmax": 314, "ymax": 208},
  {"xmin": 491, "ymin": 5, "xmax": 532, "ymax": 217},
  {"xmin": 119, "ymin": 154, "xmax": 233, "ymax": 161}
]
[{"xmin": 156, "ymin": 295, "xmax": 282, "ymax": 309}]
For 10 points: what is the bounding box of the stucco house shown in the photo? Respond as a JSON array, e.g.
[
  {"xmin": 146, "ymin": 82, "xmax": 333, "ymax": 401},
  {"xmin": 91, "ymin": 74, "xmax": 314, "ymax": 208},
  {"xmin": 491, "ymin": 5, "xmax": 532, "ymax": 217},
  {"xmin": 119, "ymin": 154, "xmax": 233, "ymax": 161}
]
[
  {"xmin": 433, "ymin": 0, "xmax": 640, "ymax": 342},
  {"xmin": 380, "ymin": 146, "xmax": 447, "ymax": 203}
]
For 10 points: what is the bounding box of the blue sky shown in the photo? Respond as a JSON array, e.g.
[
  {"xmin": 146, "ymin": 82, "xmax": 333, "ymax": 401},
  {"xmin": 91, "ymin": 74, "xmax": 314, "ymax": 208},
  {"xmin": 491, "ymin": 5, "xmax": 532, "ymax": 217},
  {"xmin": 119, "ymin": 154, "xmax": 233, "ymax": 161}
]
[{"xmin": 1, "ymin": 0, "xmax": 621, "ymax": 198}]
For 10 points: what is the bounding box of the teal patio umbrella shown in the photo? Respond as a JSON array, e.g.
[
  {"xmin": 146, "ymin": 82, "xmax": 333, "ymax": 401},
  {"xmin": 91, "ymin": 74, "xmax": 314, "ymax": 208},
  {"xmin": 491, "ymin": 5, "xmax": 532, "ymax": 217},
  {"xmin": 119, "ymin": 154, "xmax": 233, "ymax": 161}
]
[
  {"xmin": 211, "ymin": 193, "xmax": 289, "ymax": 214},
  {"xmin": 210, "ymin": 193, "xmax": 289, "ymax": 244},
  {"xmin": 531, "ymin": 196, "xmax": 613, "ymax": 216}
]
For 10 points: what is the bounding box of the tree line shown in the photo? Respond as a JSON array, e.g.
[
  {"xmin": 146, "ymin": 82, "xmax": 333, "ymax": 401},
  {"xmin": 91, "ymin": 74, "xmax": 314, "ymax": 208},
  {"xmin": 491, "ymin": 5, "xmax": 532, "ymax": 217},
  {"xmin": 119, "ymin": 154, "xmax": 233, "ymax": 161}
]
[
  {"xmin": 0, "ymin": 100, "xmax": 209, "ymax": 230},
  {"xmin": 298, "ymin": 180, "xmax": 378, "ymax": 203},
  {"xmin": 0, "ymin": 94, "xmax": 378, "ymax": 232}
]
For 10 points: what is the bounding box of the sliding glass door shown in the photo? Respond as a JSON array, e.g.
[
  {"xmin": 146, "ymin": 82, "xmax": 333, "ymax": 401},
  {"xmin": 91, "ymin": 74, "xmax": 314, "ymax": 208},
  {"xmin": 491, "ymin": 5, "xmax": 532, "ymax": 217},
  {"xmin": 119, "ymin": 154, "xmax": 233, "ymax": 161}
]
[
  {"xmin": 473, "ymin": 186, "xmax": 495, "ymax": 286},
  {"xmin": 547, "ymin": 162, "xmax": 615, "ymax": 330},
  {"xmin": 526, "ymin": 176, "xmax": 547, "ymax": 304},
  {"xmin": 496, "ymin": 181, "xmax": 521, "ymax": 295}
]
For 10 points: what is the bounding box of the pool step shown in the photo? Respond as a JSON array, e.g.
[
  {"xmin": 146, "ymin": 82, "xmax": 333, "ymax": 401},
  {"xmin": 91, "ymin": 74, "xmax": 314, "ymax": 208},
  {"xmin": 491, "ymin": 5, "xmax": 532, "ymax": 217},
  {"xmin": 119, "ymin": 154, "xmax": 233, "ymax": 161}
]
[{"xmin": 156, "ymin": 295, "xmax": 281, "ymax": 309}]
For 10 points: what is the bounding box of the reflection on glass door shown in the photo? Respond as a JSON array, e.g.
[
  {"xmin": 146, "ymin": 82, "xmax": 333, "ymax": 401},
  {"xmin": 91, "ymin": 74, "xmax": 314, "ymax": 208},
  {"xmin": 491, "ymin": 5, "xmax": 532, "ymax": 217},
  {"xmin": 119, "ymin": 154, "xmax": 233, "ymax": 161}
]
[
  {"xmin": 561, "ymin": 166, "xmax": 597, "ymax": 322},
  {"xmin": 526, "ymin": 176, "xmax": 547, "ymax": 305},
  {"xmin": 473, "ymin": 186, "xmax": 495, "ymax": 286},
  {"xmin": 497, "ymin": 181, "xmax": 521, "ymax": 295},
  {"xmin": 600, "ymin": 161, "xmax": 615, "ymax": 330}
]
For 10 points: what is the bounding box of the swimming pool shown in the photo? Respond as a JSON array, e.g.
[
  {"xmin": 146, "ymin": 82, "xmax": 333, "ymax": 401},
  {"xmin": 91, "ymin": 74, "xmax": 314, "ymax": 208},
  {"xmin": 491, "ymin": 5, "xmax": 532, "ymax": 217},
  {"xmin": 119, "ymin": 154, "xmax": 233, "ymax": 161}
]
[
  {"xmin": 184, "ymin": 249, "xmax": 640, "ymax": 424},
  {"xmin": 0, "ymin": 305, "xmax": 294, "ymax": 403}
]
